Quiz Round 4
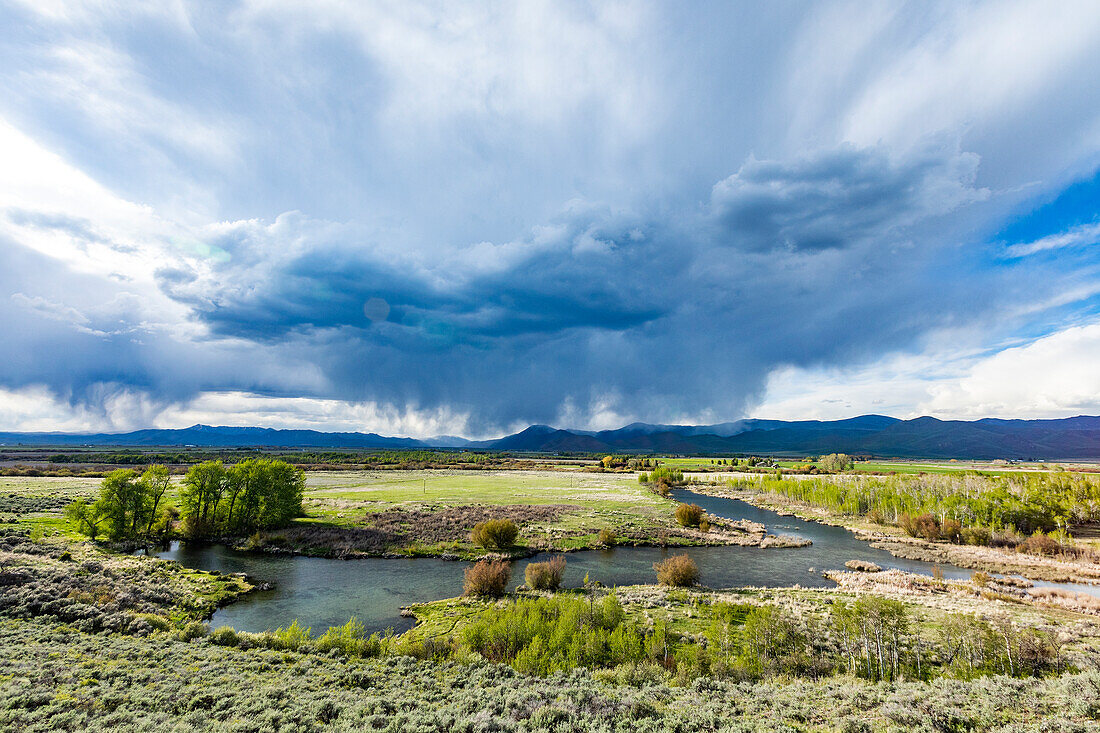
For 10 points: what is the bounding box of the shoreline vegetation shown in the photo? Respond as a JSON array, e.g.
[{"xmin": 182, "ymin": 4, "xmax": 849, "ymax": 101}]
[
  {"xmin": 686, "ymin": 472, "xmax": 1100, "ymax": 587},
  {"xmin": 6, "ymin": 520, "xmax": 1100, "ymax": 730}
]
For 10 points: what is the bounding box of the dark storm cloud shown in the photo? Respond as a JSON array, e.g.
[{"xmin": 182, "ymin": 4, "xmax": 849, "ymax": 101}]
[
  {"xmin": 117, "ymin": 143, "xmax": 1002, "ymax": 430},
  {"xmin": 710, "ymin": 143, "xmax": 984, "ymax": 252},
  {"xmin": 158, "ymin": 208, "xmax": 676, "ymax": 344}
]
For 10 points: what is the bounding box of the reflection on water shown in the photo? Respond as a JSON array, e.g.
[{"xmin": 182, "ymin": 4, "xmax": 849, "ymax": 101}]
[{"xmin": 158, "ymin": 487, "xmax": 1088, "ymax": 634}]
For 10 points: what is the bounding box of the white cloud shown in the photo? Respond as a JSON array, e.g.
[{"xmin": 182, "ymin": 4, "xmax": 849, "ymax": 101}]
[
  {"xmin": 922, "ymin": 322, "xmax": 1100, "ymax": 418},
  {"xmin": 240, "ymin": 0, "xmax": 658, "ymax": 138},
  {"xmin": 754, "ymin": 321, "xmax": 1100, "ymax": 421},
  {"xmin": 0, "ymin": 384, "xmax": 165, "ymax": 433},
  {"xmin": 1005, "ymin": 222, "xmax": 1100, "ymax": 258},
  {"xmin": 841, "ymin": 0, "xmax": 1100, "ymax": 149},
  {"xmin": 0, "ymin": 386, "xmax": 480, "ymax": 438}
]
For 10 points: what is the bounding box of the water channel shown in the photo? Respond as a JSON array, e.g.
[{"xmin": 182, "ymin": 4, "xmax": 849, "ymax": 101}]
[{"xmin": 158, "ymin": 488, "xmax": 1085, "ymax": 633}]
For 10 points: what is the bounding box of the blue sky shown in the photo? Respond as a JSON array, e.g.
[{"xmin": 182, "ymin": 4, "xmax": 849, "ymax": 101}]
[{"xmin": 1, "ymin": 0, "xmax": 1099, "ymax": 437}]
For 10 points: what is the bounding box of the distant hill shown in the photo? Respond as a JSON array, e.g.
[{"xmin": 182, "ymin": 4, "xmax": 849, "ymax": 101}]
[
  {"xmin": 0, "ymin": 424, "xmax": 424, "ymax": 449},
  {"xmin": 2, "ymin": 415, "xmax": 1099, "ymax": 459}
]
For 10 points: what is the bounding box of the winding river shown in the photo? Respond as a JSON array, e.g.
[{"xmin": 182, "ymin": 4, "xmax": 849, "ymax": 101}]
[{"xmin": 157, "ymin": 488, "xmax": 1081, "ymax": 634}]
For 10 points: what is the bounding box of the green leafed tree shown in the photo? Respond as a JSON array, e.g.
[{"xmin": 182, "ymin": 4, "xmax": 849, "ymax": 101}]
[
  {"xmin": 68, "ymin": 464, "xmax": 174, "ymax": 541},
  {"xmin": 180, "ymin": 458, "xmax": 305, "ymax": 537}
]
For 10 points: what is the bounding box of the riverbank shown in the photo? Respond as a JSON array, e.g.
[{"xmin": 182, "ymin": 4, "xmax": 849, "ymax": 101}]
[
  {"xmin": 405, "ymin": 575, "xmax": 1100, "ymax": 651},
  {"xmin": 688, "ymin": 482, "xmax": 1100, "ymax": 585},
  {"xmin": 220, "ymin": 510, "xmax": 810, "ymax": 561},
  {"xmin": 4, "ymin": 613, "xmax": 1099, "ymax": 731}
]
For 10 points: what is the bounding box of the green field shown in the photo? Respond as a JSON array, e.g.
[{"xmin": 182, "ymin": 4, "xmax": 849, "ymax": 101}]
[{"xmin": 304, "ymin": 468, "xmax": 643, "ymax": 506}]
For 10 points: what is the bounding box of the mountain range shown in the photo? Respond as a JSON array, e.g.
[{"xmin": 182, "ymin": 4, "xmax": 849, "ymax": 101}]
[{"xmin": 3, "ymin": 414, "xmax": 1100, "ymax": 459}]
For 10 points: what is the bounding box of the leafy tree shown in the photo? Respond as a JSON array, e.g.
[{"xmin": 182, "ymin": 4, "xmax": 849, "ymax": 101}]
[
  {"xmin": 65, "ymin": 499, "xmax": 107, "ymax": 540},
  {"xmin": 99, "ymin": 469, "xmax": 149, "ymax": 539},
  {"xmin": 180, "ymin": 459, "xmax": 304, "ymax": 537},
  {"xmin": 181, "ymin": 460, "xmax": 226, "ymax": 536},
  {"xmin": 141, "ymin": 465, "xmax": 172, "ymax": 536},
  {"xmin": 819, "ymin": 453, "xmax": 853, "ymax": 471},
  {"xmin": 67, "ymin": 465, "xmax": 174, "ymax": 541}
]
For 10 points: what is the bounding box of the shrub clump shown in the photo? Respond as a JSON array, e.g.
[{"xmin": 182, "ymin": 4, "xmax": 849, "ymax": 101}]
[
  {"xmin": 598, "ymin": 528, "xmax": 617, "ymax": 546},
  {"xmin": 209, "ymin": 625, "xmax": 240, "ymax": 647},
  {"xmin": 175, "ymin": 621, "xmax": 209, "ymax": 642},
  {"xmin": 315, "ymin": 617, "xmax": 385, "ymax": 658},
  {"xmin": 524, "ymin": 556, "xmax": 566, "ymax": 591},
  {"xmin": 653, "ymin": 554, "xmax": 699, "ymax": 587},
  {"xmin": 464, "ymin": 559, "xmax": 512, "ymax": 597},
  {"xmin": 675, "ymin": 503, "xmax": 704, "ymax": 528},
  {"xmin": 470, "ymin": 519, "xmax": 519, "ymax": 549},
  {"xmin": 939, "ymin": 518, "xmax": 963, "ymax": 544},
  {"xmin": 962, "ymin": 526, "xmax": 992, "ymax": 546},
  {"xmin": 899, "ymin": 512, "xmax": 940, "ymax": 540},
  {"xmin": 643, "ymin": 467, "xmax": 684, "ymax": 496},
  {"xmin": 1017, "ymin": 532, "xmax": 1066, "ymax": 557}
]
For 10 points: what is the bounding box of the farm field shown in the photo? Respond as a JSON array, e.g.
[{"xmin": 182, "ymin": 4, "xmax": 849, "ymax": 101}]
[{"xmin": 289, "ymin": 468, "xmax": 703, "ymax": 557}]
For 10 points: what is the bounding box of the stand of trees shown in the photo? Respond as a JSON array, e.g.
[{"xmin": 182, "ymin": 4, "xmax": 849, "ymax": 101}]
[
  {"xmin": 738, "ymin": 471, "xmax": 1100, "ymax": 539},
  {"xmin": 65, "ymin": 458, "xmax": 305, "ymax": 541},
  {"xmin": 180, "ymin": 459, "xmax": 305, "ymax": 538}
]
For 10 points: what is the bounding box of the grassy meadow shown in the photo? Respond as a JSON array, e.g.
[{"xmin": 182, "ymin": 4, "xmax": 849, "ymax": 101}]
[{"xmin": 2, "ymin": 467, "xmax": 713, "ymax": 559}]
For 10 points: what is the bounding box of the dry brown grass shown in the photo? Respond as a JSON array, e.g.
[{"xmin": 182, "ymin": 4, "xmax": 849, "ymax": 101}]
[{"xmin": 1029, "ymin": 587, "xmax": 1100, "ymax": 615}]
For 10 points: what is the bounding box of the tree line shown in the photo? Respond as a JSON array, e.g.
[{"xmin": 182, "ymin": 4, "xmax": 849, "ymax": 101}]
[{"xmin": 736, "ymin": 471, "xmax": 1100, "ymax": 539}]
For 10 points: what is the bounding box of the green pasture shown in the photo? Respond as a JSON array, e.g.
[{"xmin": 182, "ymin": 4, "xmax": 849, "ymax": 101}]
[{"xmin": 303, "ymin": 469, "xmax": 659, "ymax": 509}]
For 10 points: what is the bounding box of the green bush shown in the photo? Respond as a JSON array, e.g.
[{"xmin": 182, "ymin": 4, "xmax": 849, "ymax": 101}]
[
  {"xmin": 176, "ymin": 621, "xmax": 209, "ymax": 642},
  {"xmin": 653, "ymin": 554, "xmax": 699, "ymax": 587},
  {"xmin": 463, "ymin": 559, "xmax": 512, "ymax": 597},
  {"xmin": 315, "ymin": 617, "xmax": 385, "ymax": 658},
  {"xmin": 648, "ymin": 467, "xmax": 684, "ymax": 485},
  {"xmin": 460, "ymin": 594, "xmax": 642, "ymax": 675},
  {"xmin": 962, "ymin": 526, "xmax": 991, "ymax": 545},
  {"xmin": 598, "ymin": 528, "xmax": 617, "ymax": 546},
  {"xmin": 470, "ymin": 519, "xmax": 519, "ymax": 549},
  {"xmin": 209, "ymin": 625, "xmax": 240, "ymax": 646},
  {"xmin": 524, "ymin": 556, "xmax": 566, "ymax": 590},
  {"xmin": 271, "ymin": 619, "xmax": 311, "ymax": 651},
  {"xmin": 133, "ymin": 613, "xmax": 171, "ymax": 632},
  {"xmin": 675, "ymin": 503, "xmax": 704, "ymax": 528}
]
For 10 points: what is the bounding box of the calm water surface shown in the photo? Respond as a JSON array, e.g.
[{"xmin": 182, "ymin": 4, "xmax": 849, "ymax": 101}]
[{"xmin": 158, "ymin": 488, "xmax": 1087, "ymax": 633}]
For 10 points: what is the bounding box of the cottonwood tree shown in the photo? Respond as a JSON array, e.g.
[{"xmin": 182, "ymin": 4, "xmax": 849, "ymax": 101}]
[{"xmin": 180, "ymin": 459, "xmax": 305, "ymax": 537}]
